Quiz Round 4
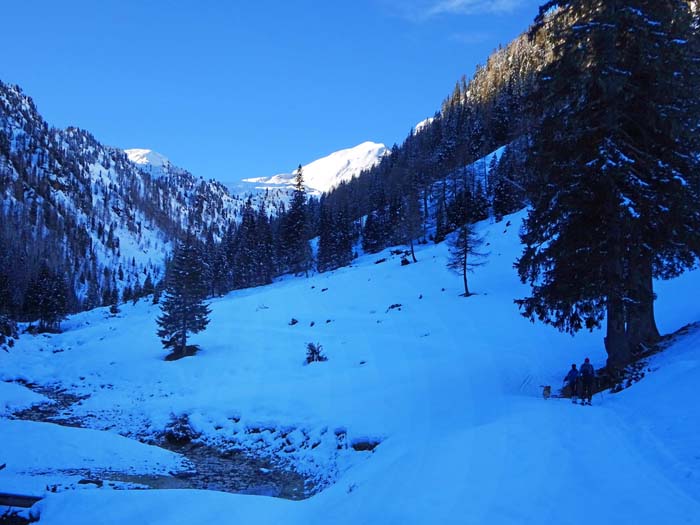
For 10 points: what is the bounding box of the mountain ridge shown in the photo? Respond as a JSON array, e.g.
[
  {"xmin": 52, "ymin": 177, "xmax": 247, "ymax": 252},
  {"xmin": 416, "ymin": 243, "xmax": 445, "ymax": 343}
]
[
  {"xmin": 243, "ymin": 141, "xmax": 388, "ymax": 194},
  {"xmin": 0, "ymin": 80, "xmax": 238, "ymax": 314}
]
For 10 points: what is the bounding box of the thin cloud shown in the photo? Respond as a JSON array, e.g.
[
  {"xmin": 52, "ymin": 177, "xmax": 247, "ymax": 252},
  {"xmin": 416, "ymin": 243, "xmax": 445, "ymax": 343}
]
[
  {"xmin": 383, "ymin": 0, "xmax": 527, "ymax": 21},
  {"xmin": 428, "ymin": 0, "xmax": 524, "ymax": 16}
]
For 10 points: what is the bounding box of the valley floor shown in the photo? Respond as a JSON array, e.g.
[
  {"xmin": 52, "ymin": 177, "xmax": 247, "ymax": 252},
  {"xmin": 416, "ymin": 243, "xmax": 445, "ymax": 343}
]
[{"xmin": 1, "ymin": 211, "xmax": 699, "ymax": 524}]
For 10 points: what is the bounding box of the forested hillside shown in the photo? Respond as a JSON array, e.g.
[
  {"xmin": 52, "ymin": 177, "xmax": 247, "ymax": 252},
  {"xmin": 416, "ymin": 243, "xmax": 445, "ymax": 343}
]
[
  {"xmin": 0, "ymin": 81, "xmax": 239, "ymax": 317},
  {"xmin": 319, "ymin": 0, "xmax": 700, "ymax": 371}
]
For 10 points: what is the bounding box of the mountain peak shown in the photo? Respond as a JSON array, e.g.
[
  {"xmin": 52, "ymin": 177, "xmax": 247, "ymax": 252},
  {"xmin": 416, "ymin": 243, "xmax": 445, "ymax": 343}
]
[
  {"xmin": 124, "ymin": 148, "xmax": 170, "ymax": 169},
  {"xmin": 243, "ymin": 141, "xmax": 388, "ymax": 194}
]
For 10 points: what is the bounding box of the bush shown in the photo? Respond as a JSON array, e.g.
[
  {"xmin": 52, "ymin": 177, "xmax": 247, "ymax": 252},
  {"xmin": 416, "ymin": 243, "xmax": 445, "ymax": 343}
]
[
  {"xmin": 305, "ymin": 342, "xmax": 328, "ymax": 364},
  {"xmin": 0, "ymin": 315, "xmax": 18, "ymax": 351},
  {"xmin": 162, "ymin": 413, "xmax": 200, "ymax": 445}
]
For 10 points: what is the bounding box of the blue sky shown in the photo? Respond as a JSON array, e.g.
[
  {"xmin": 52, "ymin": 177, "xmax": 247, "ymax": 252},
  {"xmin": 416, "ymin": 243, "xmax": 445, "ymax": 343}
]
[{"xmin": 3, "ymin": 0, "xmax": 540, "ymax": 182}]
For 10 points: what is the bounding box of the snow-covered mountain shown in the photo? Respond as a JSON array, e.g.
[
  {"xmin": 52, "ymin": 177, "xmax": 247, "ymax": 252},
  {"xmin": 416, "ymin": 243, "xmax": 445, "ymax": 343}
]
[
  {"xmin": 0, "ymin": 81, "xmax": 239, "ymax": 311},
  {"xmin": 243, "ymin": 141, "xmax": 388, "ymax": 195},
  {"xmin": 125, "ymin": 147, "xmax": 292, "ymax": 220},
  {"xmin": 124, "ymin": 148, "xmax": 172, "ymax": 177}
]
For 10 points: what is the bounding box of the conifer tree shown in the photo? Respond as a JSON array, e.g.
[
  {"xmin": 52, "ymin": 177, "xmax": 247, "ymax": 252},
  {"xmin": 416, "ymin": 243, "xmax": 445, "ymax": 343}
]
[
  {"xmin": 157, "ymin": 235, "xmax": 211, "ymax": 358},
  {"xmin": 143, "ymin": 274, "xmax": 155, "ymax": 297},
  {"xmin": 255, "ymin": 203, "xmax": 275, "ymax": 285},
  {"xmin": 434, "ymin": 184, "xmax": 448, "ymax": 243},
  {"xmin": 222, "ymin": 221, "xmax": 239, "ymax": 291},
  {"xmin": 317, "ymin": 198, "xmax": 335, "ymax": 272},
  {"xmin": 362, "ymin": 182, "xmax": 390, "ymax": 253},
  {"xmin": 318, "ymin": 199, "xmax": 354, "ymax": 272},
  {"xmin": 470, "ymin": 181, "xmax": 490, "ymax": 223},
  {"xmin": 362, "ymin": 209, "xmax": 385, "ymax": 254},
  {"xmin": 24, "ymin": 262, "xmax": 69, "ymax": 331},
  {"xmin": 233, "ymin": 199, "xmax": 258, "ymax": 288},
  {"xmin": 517, "ymin": 0, "xmax": 700, "ymax": 368},
  {"xmin": 397, "ymin": 171, "xmax": 422, "ymax": 262},
  {"xmin": 280, "ymin": 165, "xmax": 312, "ymax": 275},
  {"xmin": 0, "ymin": 272, "xmax": 11, "ymax": 315},
  {"xmin": 492, "ymin": 177, "xmax": 522, "ymax": 222},
  {"xmin": 333, "ymin": 203, "xmax": 355, "ymax": 267},
  {"xmin": 491, "ymin": 145, "xmax": 526, "ymax": 221}
]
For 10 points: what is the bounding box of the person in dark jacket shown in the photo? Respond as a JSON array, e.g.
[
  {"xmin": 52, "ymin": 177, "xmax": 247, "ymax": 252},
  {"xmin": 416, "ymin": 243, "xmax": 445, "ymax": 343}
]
[
  {"xmin": 563, "ymin": 364, "xmax": 579, "ymax": 403},
  {"xmin": 579, "ymin": 358, "xmax": 595, "ymax": 405}
]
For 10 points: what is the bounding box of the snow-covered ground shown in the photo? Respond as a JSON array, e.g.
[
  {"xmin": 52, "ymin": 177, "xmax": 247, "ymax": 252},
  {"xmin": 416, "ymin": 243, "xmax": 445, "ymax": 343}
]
[
  {"xmin": 1, "ymin": 420, "xmax": 189, "ymax": 495},
  {"xmin": 0, "ymin": 382, "xmax": 49, "ymax": 417},
  {"xmin": 1, "ymin": 211, "xmax": 699, "ymax": 524}
]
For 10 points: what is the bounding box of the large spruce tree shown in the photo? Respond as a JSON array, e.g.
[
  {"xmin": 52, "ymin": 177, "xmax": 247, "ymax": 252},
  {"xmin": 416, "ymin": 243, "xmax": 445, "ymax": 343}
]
[
  {"xmin": 232, "ymin": 199, "xmax": 258, "ymax": 289},
  {"xmin": 157, "ymin": 235, "xmax": 211, "ymax": 358},
  {"xmin": 517, "ymin": 0, "xmax": 700, "ymax": 369},
  {"xmin": 280, "ymin": 165, "xmax": 312, "ymax": 275},
  {"xmin": 318, "ymin": 197, "xmax": 354, "ymax": 272},
  {"xmin": 254, "ymin": 203, "xmax": 276, "ymax": 285},
  {"xmin": 316, "ymin": 198, "xmax": 336, "ymax": 272}
]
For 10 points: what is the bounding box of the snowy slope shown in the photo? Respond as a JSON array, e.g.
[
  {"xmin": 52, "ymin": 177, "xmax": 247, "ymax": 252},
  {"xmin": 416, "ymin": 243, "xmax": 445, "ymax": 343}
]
[
  {"xmin": 1, "ymin": 212, "xmax": 699, "ymax": 524},
  {"xmin": 243, "ymin": 141, "xmax": 388, "ymax": 194}
]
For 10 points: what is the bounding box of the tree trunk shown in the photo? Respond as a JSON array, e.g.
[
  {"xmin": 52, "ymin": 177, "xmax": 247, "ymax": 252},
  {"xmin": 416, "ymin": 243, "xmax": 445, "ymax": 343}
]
[
  {"xmin": 605, "ymin": 292, "xmax": 630, "ymax": 369},
  {"xmin": 181, "ymin": 314, "xmax": 188, "ymax": 356},
  {"xmin": 462, "ymin": 248, "xmax": 470, "ymax": 296},
  {"xmin": 422, "ymin": 189, "xmax": 429, "ymax": 240},
  {"xmin": 409, "ymin": 238, "xmax": 417, "ymax": 263},
  {"xmin": 605, "ymin": 221, "xmax": 631, "ymax": 370},
  {"xmin": 626, "ymin": 252, "xmax": 660, "ymax": 353}
]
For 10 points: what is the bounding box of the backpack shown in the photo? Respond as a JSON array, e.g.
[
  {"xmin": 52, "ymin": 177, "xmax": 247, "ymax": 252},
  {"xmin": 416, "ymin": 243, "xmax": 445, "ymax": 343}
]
[{"xmin": 581, "ymin": 363, "xmax": 594, "ymax": 378}]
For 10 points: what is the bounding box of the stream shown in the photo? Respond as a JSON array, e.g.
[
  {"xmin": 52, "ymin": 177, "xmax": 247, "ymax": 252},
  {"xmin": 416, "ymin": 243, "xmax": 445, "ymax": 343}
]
[{"xmin": 9, "ymin": 382, "xmax": 310, "ymax": 501}]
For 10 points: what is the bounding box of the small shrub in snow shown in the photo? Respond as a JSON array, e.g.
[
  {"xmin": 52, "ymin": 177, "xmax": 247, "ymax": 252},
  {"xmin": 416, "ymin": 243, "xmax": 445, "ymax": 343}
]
[
  {"xmin": 306, "ymin": 342, "xmax": 327, "ymax": 364},
  {"xmin": 0, "ymin": 315, "xmax": 18, "ymax": 352},
  {"xmin": 163, "ymin": 413, "xmax": 200, "ymax": 446}
]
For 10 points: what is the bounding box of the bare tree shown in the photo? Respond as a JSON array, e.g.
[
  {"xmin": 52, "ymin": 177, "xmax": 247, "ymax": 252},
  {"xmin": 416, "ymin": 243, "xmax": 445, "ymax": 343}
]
[{"xmin": 447, "ymin": 223, "xmax": 488, "ymax": 296}]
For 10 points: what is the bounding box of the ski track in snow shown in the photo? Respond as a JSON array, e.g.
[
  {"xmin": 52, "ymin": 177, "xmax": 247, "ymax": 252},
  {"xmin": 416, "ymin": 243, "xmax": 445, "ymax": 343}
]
[{"xmin": 1, "ymin": 210, "xmax": 699, "ymax": 524}]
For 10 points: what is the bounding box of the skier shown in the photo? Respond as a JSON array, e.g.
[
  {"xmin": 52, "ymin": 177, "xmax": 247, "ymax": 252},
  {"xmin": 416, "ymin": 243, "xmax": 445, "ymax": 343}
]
[
  {"xmin": 579, "ymin": 357, "xmax": 595, "ymax": 405},
  {"xmin": 563, "ymin": 364, "xmax": 579, "ymax": 404}
]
